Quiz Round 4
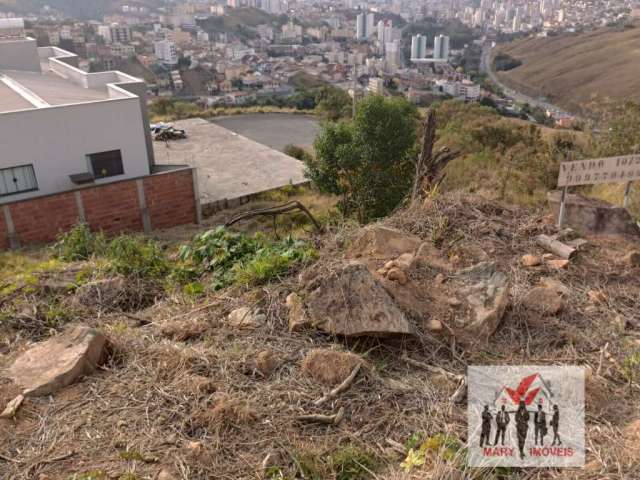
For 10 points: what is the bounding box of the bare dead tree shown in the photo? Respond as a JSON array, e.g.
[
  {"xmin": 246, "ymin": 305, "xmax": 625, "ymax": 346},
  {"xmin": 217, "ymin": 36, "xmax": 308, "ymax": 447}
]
[{"xmin": 411, "ymin": 109, "xmax": 461, "ymax": 204}]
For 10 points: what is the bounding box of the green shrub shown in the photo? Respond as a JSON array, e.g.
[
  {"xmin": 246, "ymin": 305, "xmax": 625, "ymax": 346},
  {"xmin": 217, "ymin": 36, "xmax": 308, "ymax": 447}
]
[
  {"xmin": 328, "ymin": 445, "xmax": 376, "ymax": 480},
  {"xmin": 53, "ymin": 223, "xmax": 106, "ymax": 261},
  {"xmin": 105, "ymin": 236, "xmax": 170, "ymax": 279}
]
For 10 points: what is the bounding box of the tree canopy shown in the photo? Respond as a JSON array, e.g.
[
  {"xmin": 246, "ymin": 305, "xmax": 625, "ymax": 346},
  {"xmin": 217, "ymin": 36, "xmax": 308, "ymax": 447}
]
[{"xmin": 305, "ymin": 95, "xmax": 419, "ymax": 222}]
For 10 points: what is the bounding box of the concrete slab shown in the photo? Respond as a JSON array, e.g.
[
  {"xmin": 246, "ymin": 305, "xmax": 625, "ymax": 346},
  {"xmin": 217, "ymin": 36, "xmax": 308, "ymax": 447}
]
[{"xmin": 153, "ymin": 118, "xmax": 307, "ymax": 207}]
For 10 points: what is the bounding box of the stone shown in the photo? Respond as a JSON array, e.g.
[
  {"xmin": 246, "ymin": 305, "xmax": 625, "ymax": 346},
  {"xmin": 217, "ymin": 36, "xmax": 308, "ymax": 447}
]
[
  {"xmin": 521, "ymin": 254, "xmax": 541, "ymax": 267},
  {"xmin": 434, "ymin": 273, "xmax": 445, "ymax": 284},
  {"xmin": 587, "ymin": 290, "xmax": 607, "ymax": 305},
  {"xmin": 456, "ymin": 262, "xmax": 510, "ymax": 340},
  {"xmin": 539, "ymin": 277, "xmax": 570, "ymax": 297},
  {"xmin": 227, "ymin": 307, "xmax": 266, "ymax": 329},
  {"xmin": 73, "ymin": 276, "xmax": 126, "ymax": 310},
  {"xmin": 394, "ymin": 253, "xmax": 414, "ymax": 270},
  {"xmin": 7, "ymin": 326, "xmax": 106, "ymax": 397},
  {"xmin": 547, "ymin": 191, "xmax": 640, "ymax": 236},
  {"xmin": 347, "ymin": 225, "xmax": 421, "ymax": 260},
  {"xmin": 522, "ymin": 287, "xmax": 564, "ymax": 316},
  {"xmin": 304, "ymin": 262, "xmax": 415, "ymax": 337},
  {"xmin": 425, "ymin": 319, "xmax": 443, "ymax": 331},
  {"xmin": 285, "ymin": 293, "xmax": 311, "ymax": 332},
  {"xmin": 411, "ymin": 242, "xmax": 453, "ymax": 271},
  {"xmin": 302, "ymin": 349, "xmax": 363, "ymax": 385},
  {"xmin": 623, "ymin": 251, "xmax": 640, "ymax": 267},
  {"xmin": 254, "ymin": 350, "xmax": 280, "ymax": 377},
  {"xmin": 386, "ymin": 267, "xmax": 408, "ymax": 285},
  {"xmin": 446, "ymin": 297, "xmax": 462, "ymax": 307},
  {"xmin": 546, "ymin": 259, "xmax": 569, "ymax": 270}
]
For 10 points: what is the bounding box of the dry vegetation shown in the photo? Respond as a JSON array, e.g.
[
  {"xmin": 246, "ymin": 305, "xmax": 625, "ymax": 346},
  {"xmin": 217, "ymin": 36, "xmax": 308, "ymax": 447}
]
[
  {"xmin": 495, "ymin": 22, "xmax": 640, "ymax": 114},
  {"xmin": 1, "ymin": 190, "xmax": 639, "ymax": 480}
]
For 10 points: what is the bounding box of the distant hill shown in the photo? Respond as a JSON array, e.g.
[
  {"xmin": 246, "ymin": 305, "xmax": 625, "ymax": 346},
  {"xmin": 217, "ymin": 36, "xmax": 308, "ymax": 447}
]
[
  {"xmin": 0, "ymin": 0, "xmax": 156, "ymax": 19},
  {"xmin": 196, "ymin": 7, "xmax": 276, "ymax": 39},
  {"xmin": 496, "ymin": 23, "xmax": 640, "ymax": 114}
]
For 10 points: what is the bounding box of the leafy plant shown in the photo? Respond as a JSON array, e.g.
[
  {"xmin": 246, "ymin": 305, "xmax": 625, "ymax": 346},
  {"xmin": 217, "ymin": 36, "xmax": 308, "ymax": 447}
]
[
  {"xmin": 178, "ymin": 227, "xmax": 315, "ymax": 289},
  {"xmin": 53, "ymin": 223, "xmax": 106, "ymax": 261},
  {"xmin": 622, "ymin": 350, "xmax": 640, "ymax": 384},
  {"xmin": 105, "ymin": 236, "xmax": 169, "ymax": 280},
  {"xmin": 328, "ymin": 445, "xmax": 376, "ymax": 480}
]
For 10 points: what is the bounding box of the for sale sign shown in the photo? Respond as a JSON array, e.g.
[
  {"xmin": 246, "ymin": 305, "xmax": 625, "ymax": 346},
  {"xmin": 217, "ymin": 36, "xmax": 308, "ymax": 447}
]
[
  {"xmin": 467, "ymin": 366, "xmax": 585, "ymax": 467},
  {"xmin": 557, "ymin": 154, "xmax": 640, "ymax": 187}
]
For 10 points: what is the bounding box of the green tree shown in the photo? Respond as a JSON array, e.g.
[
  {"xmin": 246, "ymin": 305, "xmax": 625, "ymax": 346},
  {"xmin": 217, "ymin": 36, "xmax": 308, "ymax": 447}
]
[
  {"xmin": 305, "ymin": 95, "xmax": 419, "ymax": 222},
  {"xmin": 314, "ymin": 86, "xmax": 352, "ymax": 121}
]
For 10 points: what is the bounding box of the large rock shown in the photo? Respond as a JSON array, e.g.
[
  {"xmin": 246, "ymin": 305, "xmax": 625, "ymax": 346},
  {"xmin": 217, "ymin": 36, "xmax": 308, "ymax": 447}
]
[
  {"xmin": 455, "ymin": 262, "xmax": 510, "ymax": 340},
  {"xmin": 305, "ymin": 262, "xmax": 415, "ymax": 337},
  {"xmin": 7, "ymin": 326, "xmax": 106, "ymax": 397},
  {"xmin": 285, "ymin": 293, "xmax": 311, "ymax": 332},
  {"xmin": 227, "ymin": 307, "xmax": 266, "ymax": 330},
  {"xmin": 547, "ymin": 191, "xmax": 640, "ymax": 236},
  {"xmin": 347, "ymin": 225, "xmax": 421, "ymax": 260},
  {"xmin": 73, "ymin": 277, "xmax": 126, "ymax": 310}
]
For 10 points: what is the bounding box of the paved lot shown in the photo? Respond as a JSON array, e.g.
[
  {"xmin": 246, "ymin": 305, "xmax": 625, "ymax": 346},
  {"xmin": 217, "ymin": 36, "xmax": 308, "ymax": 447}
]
[
  {"xmin": 211, "ymin": 113, "xmax": 319, "ymax": 151},
  {"xmin": 153, "ymin": 118, "xmax": 306, "ymax": 207}
]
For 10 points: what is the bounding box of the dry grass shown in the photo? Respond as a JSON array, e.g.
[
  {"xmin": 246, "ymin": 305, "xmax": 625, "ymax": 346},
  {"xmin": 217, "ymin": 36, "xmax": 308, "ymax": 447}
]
[
  {"xmin": 1, "ymin": 192, "xmax": 639, "ymax": 479},
  {"xmin": 496, "ymin": 22, "xmax": 640, "ymax": 114}
]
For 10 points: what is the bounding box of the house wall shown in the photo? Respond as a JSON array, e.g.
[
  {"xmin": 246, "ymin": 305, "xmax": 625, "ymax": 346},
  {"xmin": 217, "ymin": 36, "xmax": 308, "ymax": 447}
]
[
  {"xmin": 1, "ymin": 98, "xmax": 150, "ymax": 203},
  {"xmin": 0, "ymin": 167, "xmax": 199, "ymax": 250},
  {"xmin": 0, "ymin": 38, "xmax": 40, "ymax": 71}
]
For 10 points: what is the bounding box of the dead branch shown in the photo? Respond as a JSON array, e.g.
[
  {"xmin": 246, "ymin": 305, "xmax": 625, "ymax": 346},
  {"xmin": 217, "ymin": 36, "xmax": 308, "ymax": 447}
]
[
  {"xmin": 401, "ymin": 354, "xmax": 463, "ymax": 382},
  {"xmin": 411, "ymin": 110, "xmax": 461, "ymax": 203},
  {"xmin": 296, "ymin": 407, "xmax": 345, "ymax": 425},
  {"xmin": 536, "ymin": 234, "xmax": 577, "ymax": 260},
  {"xmin": 225, "ymin": 200, "xmax": 321, "ymax": 232},
  {"xmin": 451, "ymin": 377, "xmax": 467, "ymax": 404},
  {"xmin": 313, "ymin": 363, "xmax": 361, "ymax": 406}
]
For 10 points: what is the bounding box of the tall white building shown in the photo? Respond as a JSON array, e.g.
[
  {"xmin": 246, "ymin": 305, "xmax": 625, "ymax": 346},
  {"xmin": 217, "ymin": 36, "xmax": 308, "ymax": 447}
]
[
  {"xmin": 155, "ymin": 39, "xmax": 178, "ymax": 65},
  {"xmin": 410, "ymin": 34, "xmax": 427, "ymax": 60},
  {"xmin": 433, "ymin": 34, "xmax": 450, "ymax": 61},
  {"xmin": 356, "ymin": 12, "xmax": 375, "ymax": 40}
]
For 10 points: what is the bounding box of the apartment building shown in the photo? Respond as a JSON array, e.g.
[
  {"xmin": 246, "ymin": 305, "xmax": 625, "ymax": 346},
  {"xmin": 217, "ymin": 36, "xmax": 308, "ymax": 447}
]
[{"xmin": 0, "ymin": 19, "xmax": 155, "ymax": 203}]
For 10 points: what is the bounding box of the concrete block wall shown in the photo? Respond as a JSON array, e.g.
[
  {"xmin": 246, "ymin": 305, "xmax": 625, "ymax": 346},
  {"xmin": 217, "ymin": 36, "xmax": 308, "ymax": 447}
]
[{"xmin": 0, "ymin": 168, "xmax": 199, "ymax": 250}]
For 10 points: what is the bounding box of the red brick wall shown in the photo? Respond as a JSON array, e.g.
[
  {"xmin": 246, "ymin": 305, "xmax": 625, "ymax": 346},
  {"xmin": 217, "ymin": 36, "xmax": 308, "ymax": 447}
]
[
  {"xmin": 0, "ymin": 168, "xmax": 198, "ymax": 250},
  {"xmin": 81, "ymin": 181, "xmax": 142, "ymax": 236},
  {"xmin": 144, "ymin": 169, "xmax": 197, "ymax": 230},
  {"xmin": 9, "ymin": 192, "xmax": 78, "ymax": 245},
  {"xmin": 0, "ymin": 207, "xmax": 9, "ymax": 250}
]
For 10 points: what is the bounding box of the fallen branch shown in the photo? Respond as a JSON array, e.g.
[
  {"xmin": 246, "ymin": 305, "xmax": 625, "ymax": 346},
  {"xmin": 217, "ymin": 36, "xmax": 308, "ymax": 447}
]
[
  {"xmin": 313, "ymin": 363, "xmax": 361, "ymax": 406},
  {"xmin": 296, "ymin": 407, "xmax": 345, "ymax": 425},
  {"xmin": 401, "ymin": 354, "xmax": 463, "ymax": 382},
  {"xmin": 536, "ymin": 234, "xmax": 577, "ymax": 260},
  {"xmin": 225, "ymin": 200, "xmax": 321, "ymax": 232},
  {"xmin": 385, "ymin": 438, "xmax": 406, "ymax": 455},
  {"xmin": 451, "ymin": 377, "xmax": 467, "ymax": 404}
]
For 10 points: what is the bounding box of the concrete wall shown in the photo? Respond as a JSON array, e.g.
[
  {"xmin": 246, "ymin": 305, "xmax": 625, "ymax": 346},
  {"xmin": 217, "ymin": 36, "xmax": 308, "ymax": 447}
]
[
  {"xmin": 0, "ymin": 38, "xmax": 41, "ymax": 72},
  {"xmin": 1, "ymin": 98, "xmax": 150, "ymax": 203},
  {"xmin": 0, "ymin": 168, "xmax": 199, "ymax": 250}
]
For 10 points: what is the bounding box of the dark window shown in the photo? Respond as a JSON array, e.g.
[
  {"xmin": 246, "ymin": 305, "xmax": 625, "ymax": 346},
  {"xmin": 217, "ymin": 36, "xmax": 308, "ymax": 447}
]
[
  {"xmin": 0, "ymin": 164, "xmax": 38, "ymax": 196},
  {"xmin": 88, "ymin": 150, "xmax": 124, "ymax": 179}
]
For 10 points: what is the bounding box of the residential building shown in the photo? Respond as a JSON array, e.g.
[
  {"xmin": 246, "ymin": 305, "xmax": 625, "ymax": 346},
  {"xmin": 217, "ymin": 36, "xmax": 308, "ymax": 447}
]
[
  {"xmin": 411, "ymin": 34, "xmax": 428, "ymax": 60},
  {"xmin": 433, "ymin": 34, "xmax": 450, "ymax": 61},
  {"xmin": 356, "ymin": 12, "xmax": 375, "ymax": 40},
  {"xmin": 110, "ymin": 24, "xmax": 132, "ymax": 44},
  {"xmin": 155, "ymin": 39, "xmax": 179, "ymax": 65},
  {"xmin": 368, "ymin": 76, "xmax": 384, "ymax": 95},
  {"xmin": 0, "ymin": 21, "xmax": 155, "ymax": 202}
]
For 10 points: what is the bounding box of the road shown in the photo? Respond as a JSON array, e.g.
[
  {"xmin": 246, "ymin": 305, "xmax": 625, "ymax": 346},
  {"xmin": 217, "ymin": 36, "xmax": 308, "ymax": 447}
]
[{"xmin": 480, "ymin": 43, "xmax": 571, "ymax": 117}]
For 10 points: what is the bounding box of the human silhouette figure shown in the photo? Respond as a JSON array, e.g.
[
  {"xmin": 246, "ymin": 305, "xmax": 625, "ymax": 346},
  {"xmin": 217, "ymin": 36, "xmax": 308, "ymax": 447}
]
[
  {"xmin": 534, "ymin": 404, "xmax": 547, "ymax": 446},
  {"xmin": 551, "ymin": 405, "xmax": 561, "ymax": 445},
  {"xmin": 515, "ymin": 401, "xmax": 530, "ymax": 459},
  {"xmin": 480, "ymin": 405, "xmax": 492, "ymax": 447},
  {"xmin": 493, "ymin": 404, "xmax": 510, "ymax": 445}
]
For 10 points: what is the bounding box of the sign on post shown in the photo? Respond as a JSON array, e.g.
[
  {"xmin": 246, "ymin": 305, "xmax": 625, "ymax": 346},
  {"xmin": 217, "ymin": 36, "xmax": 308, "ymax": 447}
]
[
  {"xmin": 556, "ymin": 154, "xmax": 638, "ymax": 227},
  {"xmin": 557, "ymin": 154, "xmax": 640, "ymax": 187}
]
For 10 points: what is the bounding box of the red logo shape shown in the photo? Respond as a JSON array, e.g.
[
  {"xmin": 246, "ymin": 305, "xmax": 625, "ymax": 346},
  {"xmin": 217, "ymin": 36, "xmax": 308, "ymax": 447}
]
[{"xmin": 505, "ymin": 373, "xmax": 541, "ymax": 405}]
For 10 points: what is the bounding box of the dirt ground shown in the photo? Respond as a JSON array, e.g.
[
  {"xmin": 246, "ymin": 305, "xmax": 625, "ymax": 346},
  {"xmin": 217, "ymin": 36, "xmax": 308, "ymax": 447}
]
[{"xmin": 1, "ymin": 192, "xmax": 639, "ymax": 480}]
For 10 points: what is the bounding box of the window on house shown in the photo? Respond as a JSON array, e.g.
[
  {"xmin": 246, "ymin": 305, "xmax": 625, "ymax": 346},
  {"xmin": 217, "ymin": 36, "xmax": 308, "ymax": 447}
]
[
  {"xmin": 88, "ymin": 150, "xmax": 124, "ymax": 179},
  {"xmin": 0, "ymin": 164, "xmax": 38, "ymax": 196}
]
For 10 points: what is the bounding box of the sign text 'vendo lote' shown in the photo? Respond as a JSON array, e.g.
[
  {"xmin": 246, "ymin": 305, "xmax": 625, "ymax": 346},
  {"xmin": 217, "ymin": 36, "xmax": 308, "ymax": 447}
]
[{"xmin": 557, "ymin": 154, "xmax": 640, "ymax": 187}]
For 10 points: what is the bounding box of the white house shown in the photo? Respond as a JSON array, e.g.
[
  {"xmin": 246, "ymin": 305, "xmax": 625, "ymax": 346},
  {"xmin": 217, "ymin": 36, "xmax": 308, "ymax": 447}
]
[{"xmin": 0, "ymin": 19, "xmax": 155, "ymax": 203}]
